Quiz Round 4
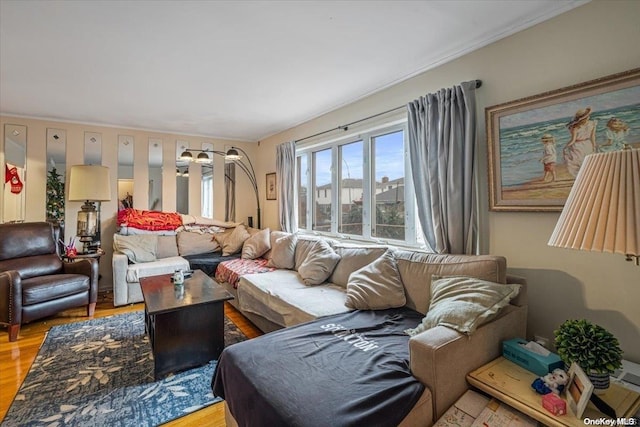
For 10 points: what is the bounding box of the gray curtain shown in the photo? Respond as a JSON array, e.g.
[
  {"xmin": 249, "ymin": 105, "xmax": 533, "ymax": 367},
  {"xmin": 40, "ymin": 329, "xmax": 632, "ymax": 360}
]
[
  {"xmin": 407, "ymin": 80, "xmax": 478, "ymax": 254},
  {"xmin": 276, "ymin": 141, "xmax": 297, "ymax": 233},
  {"xmin": 224, "ymin": 162, "xmax": 235, "ymax": 222}
]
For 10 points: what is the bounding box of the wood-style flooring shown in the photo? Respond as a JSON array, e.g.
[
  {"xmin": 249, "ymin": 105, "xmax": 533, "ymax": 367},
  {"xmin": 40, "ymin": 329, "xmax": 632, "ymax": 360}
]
[{"xmin": 0, "ymin": 292, "xmax": 262, "ymax": 426}]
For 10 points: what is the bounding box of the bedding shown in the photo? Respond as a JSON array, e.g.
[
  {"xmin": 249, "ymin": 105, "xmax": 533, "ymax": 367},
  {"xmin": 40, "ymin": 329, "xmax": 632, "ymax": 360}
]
[
  {"xmin": 117, "ymin": 208, "xmax": 182, "ymax": 231},
  {"xmin": 212, "ymin": 307, "xmax": 425, "ymax": 427}
]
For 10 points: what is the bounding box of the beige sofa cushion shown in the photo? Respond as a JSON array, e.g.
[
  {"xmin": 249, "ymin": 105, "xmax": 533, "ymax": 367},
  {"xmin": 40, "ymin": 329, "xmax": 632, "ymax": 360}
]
[
  {"xmin": 113, "ymin": 234, "xmax": 157, "ymax": 263},
  {"xmin": 218, "ymin": 224, "xmax": 251, "ymax": 256},
  {"xmin": 345, "ymin": 249, "xmax": 406, "ymax": 310},
  {"xmin": 177, "ymin": 231, "xmax": 220, "ymax": 256},
  {"xmin": 242, "ymin": 228, "xmax": 271, "ymax": 259},
  {"xmin": 267, "ymin": 232, "xmax": 297, "ymax": 269},
  {"xmin": 405, "ymin": 275, "xmax": 521, "ymax": 336},
  {"xmin": 330, "ymin": 245, "xmax": 387, "ymax": 287},
  {"xmin": 297, "ymin": 240, "xmax": 341, "ymax": 285},
  {"xmin": 394, "ymin": 250, "xmax": 507, "ymax": 314},
  {"xmin": 156, "ymin": 235, "xmax": 179, "ymax": 258}
]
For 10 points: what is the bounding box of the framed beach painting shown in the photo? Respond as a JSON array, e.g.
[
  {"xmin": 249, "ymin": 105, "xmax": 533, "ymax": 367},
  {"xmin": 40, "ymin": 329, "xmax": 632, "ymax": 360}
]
[{"xmin": 487, "ymin": 68, "xmax": 640, "ymax": 211}]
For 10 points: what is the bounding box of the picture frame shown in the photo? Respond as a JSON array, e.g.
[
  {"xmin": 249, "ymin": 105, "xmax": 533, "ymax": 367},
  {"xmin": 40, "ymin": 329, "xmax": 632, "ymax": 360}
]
[
  {"xmin": 266, "ymin": 172, "xmax": 277, "ymax": 200},
  {"xmin": 486, "ymin": 68, "xmax": 640, "ymax": 211},
  {"xmin": 566, "ymin": 362, "xmax": 593, "ymax": 419}
]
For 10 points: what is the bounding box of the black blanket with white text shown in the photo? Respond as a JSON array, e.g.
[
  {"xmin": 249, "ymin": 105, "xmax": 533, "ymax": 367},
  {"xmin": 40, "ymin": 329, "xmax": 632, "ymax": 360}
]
[{"xmin": 212, "ymin": 308, "xmax": 425, "ymax": 427}]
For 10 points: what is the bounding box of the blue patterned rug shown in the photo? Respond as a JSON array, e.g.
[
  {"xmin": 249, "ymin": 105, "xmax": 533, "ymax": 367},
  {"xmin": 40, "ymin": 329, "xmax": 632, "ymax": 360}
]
[{"xmin": 1, "ymin": 311, "xmax": 247, "ymax": 426}]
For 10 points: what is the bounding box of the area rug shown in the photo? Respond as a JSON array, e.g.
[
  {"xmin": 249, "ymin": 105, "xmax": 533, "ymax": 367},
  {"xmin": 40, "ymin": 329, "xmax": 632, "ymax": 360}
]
[{"xmin": 1, "ymin": 311, "xmax": 246, "ymax": 427}]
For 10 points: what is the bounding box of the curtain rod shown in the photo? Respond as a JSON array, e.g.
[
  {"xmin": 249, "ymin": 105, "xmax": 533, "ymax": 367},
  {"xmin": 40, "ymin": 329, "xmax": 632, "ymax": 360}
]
[{"xmin": 295, "ymin": 79, "xmax": 482, "ymax": 144}]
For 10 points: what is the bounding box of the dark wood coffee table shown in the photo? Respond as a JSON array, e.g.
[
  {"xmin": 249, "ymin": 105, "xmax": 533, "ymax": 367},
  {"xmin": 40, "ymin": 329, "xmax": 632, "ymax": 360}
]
[{"xmin": 140, "ymin": 269, "xmax": 234, "ymax": 379}]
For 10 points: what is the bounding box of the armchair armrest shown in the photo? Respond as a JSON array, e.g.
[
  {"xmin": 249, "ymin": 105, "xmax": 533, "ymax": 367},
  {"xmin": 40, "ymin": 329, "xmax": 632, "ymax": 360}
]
[
  {"xmin": 0, "ymin": 270, "xmax": 23, "ymax": 325},
  {"xmin": 409, "ymin": 303, "xmax": 527, "ymax": 420},
  {"xmin": 63, "ymin": 258, "xmax": 99, "ymax": 303},
  {"xmin": 112, "ymin": 252, "xmax": 130, "ymax": 307}
]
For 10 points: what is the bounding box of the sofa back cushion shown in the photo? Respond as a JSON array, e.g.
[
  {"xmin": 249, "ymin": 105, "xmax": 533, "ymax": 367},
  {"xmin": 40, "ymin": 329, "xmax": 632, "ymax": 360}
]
[
  {"xmin": 393, "ymin": 250, "xmax": 507, "ymax": 314},
  {"xmin": 0, "ymin": 222, "xmax": 62, "ymax": 278},
  {"xmin": 330, "ymin": 245, "xmax": 388, "ymax": 287},
  {"xmin": 178, "ymin": 230, "xmax": 221, "ymax": 256},
  {"xmin": 113, "ymin": 234, "xmax": 157, "ymax": 263},
  {"xmin": 157, "ymin": 235, "xmax": 179, "ymax": 258}
]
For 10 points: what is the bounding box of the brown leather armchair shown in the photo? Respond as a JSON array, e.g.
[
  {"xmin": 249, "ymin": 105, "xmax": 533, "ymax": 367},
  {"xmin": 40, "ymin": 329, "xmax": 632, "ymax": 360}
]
[{"xmin": 0, "ymin": 222, "xmax": 99, "ymax": 341}]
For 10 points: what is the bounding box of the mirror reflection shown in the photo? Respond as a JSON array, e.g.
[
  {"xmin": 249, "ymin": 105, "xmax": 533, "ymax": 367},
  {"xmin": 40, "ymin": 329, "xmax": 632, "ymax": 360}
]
[
  {"xmin": 84, "ymin": 132, "xmax": 102, "ymax": 165},
  {"xmin": 176, "ymin": 140, "xmax": 189, "ymax": 214},
  {"xmin": 118, "ymin": 135, "xmax": 134, "ymax": 210},
  {"xmin": 3, "ymin": 124, "xmax": 27, "ymax": 223},
  {"xmin": 201, "ymin": 142, "xmax": 213, "ymax": 218},
  {"xmin": 46, "ymin": 128, "xmax": 66, "ymax": 225},
  {"xmin": 149, "ymin": 138, "xmax": 163, "ymax": 211}
]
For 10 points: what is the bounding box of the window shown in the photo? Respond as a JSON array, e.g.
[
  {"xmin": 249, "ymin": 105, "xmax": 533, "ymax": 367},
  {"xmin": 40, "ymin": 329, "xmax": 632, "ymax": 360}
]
[
  {"xmin": 296, "ymin": 119, "xmax": 416, "ymax": 246},
  {"xmin": 313, "ymin": 149, "xmax": 332, "ymax": 232}
]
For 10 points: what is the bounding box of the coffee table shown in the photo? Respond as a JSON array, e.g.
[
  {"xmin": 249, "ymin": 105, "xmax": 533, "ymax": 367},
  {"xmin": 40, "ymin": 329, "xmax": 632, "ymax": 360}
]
[{"xmin": 140, "ymin": 269, "xmax": 234, "ymax": 379}]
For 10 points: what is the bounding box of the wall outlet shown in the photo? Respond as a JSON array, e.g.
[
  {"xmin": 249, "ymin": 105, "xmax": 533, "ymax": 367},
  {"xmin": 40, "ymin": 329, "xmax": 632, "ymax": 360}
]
[{"xmin": 534, "ymin": 335, "xmax": 550, "ymax": 349}]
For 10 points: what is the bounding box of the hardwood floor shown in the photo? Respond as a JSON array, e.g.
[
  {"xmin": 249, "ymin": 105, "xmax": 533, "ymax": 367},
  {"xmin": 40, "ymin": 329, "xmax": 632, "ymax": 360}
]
[{"xmin": 0, "ymin": 292, "xmax": 262, "ymax": 425}]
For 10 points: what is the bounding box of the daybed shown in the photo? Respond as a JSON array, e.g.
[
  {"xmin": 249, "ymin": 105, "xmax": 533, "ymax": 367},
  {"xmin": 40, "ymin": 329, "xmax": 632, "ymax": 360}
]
[{"xmin": 212, "ymin": 232, "xmax": 528, "ymax": 426}]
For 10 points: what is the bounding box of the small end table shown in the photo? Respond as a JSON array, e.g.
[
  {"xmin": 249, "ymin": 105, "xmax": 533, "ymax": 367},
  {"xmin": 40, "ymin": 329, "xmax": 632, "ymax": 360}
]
[{"xmin": 467, "ymin": 357, "xmax": 640, "ymax": 426}]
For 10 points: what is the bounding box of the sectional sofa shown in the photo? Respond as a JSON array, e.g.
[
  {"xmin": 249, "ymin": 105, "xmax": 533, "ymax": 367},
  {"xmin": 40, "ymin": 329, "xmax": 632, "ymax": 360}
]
[{"xmin": 213, "ymin": 232, "xmax": 528, "ymax": 425}]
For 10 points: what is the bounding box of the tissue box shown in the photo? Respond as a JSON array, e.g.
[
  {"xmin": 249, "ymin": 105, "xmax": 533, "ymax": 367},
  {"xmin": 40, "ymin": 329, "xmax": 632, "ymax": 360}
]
[{"xmin": 502, "ymin": 338, "xmax": 564, "ymax": 376}]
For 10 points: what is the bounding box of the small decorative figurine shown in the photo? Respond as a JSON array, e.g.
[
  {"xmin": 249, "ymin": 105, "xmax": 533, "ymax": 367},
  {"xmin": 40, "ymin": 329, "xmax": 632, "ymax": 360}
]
[{"xmin": 532, "ymin": 368, "xmax": 569, "ymax": 395}]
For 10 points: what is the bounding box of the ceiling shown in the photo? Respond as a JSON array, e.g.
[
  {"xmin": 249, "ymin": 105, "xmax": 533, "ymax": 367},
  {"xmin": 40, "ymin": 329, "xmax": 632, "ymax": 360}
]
[{"xmin": 0, "ymin": 1, "xmax": 587, "ymax": 142}]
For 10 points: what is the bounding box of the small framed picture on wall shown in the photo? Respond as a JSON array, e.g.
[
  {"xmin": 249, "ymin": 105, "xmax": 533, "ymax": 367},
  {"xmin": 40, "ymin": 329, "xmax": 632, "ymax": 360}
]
[{"xmin": 266, "ymin": 173, "xmax": 277, "ymax": 200}]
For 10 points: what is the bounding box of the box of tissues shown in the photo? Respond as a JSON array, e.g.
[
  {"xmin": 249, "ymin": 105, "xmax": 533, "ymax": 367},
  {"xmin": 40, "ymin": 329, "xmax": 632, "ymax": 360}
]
[{"xmin": 502, "ymin": 338, "xmax": 564, "ymax": 376}]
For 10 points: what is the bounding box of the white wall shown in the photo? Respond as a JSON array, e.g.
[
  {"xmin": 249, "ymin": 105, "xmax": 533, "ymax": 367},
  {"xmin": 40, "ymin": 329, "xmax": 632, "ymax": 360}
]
[
  {"xmin": 256, "ymin": 0, "xmax": 640, "ymax": 362},
  {"xmin": 0, "ymin": 117, "xmax": 255, "ymax": 291}
]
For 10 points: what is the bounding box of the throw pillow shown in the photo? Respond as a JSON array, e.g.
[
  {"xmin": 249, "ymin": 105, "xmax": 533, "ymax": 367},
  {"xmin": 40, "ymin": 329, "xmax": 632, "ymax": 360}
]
[
  {"xmin": 266, "ymin": 232, "xmax": 298, "ymax": 269},
  {"xmin": 345, "ymin": 249, "xmax": 406, "ymax": 310},
  {"xmin": 177, "ymin": 231, "xmax": 220, "ymax": 256},
  {"xmin": 297, "ymin": 240, "xmax": 341, "ymax": 285},
  {"xmin": 218, "ymin": 224, "xmax": 251, "ymax": 256},
  {"xmin": 113, "ymin": 234, "xmax": 157, "ymax": 263},
  {"xmin": 242, "ymin": 228, "xmax": 271, "ymax": 259},
  {"xmin": 404, "ymin": 275, "xmax": 521, "ymax": 336}
]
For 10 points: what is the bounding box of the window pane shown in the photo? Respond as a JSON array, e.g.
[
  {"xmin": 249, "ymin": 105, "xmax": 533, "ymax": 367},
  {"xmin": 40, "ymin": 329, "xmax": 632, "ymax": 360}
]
[
  {"xmin": 339, "ymin": 141, "xmax": 363, "ymax": 235},
  {"xmin": 313, "ymin": 149, "xmax": 332, "ymax": 232},
  {"xmin": 297, "ymin": 155, "xmax": 307, "ymax": 229},
  {"xmin": 373, "ymin": 130, "xmax": 405, "ymax": 240}
]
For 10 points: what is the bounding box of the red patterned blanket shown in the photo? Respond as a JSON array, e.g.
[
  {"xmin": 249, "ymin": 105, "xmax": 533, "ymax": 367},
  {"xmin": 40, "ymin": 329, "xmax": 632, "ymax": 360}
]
[
  {"xmin": 117, "ymin": 208, "xmax": 183, "ymax": 231},
  {"xmin": 215, "ymin": 258, "xmax": 275, "ymax": 289}
]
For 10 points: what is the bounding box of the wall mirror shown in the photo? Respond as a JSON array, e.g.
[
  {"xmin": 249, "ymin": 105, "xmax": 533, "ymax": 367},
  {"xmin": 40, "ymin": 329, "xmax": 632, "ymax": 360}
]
[
  {"xmin": 117, "ymin": 135, "xmax": 134, "ymax": 210},
  {"xmin": 3, "ymin": 124, "xmax": 27, "ymax": 223},
  {"xmin": 46, "ymin": 128, "xmax": 67, "ymax": 225},
  {"xmin": 176, "ymin": 140, "xmax": 189, "ymax": 214},
  {"xmin": 84, "ymin": 132, "xmax": 102, "ymax": 165},
  {"xmin": 201, "ymin": 142, "xmax": 214, "ymax": 218},
  {"xmin": 149, "ymin": 138, "xmax": 163, "ymax": 211}
]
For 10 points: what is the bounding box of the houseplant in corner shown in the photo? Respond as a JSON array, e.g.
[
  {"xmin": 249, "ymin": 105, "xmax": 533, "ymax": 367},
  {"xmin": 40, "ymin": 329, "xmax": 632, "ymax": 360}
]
[{"xmin": 554, "ymin": 319, "xmax": 623, "ymax": 391}]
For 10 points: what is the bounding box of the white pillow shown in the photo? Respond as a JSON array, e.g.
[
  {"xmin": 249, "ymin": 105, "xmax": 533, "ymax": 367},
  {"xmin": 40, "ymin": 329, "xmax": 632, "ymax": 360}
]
[
  {"xmin": 345, "ymin": 249, "xmax": 406, "ymax": 310},
  {"xmin": 113, "ymin": 234, "xmax": 157, "ymax": 263},
  {"xmin": 266, "ymin": 232, "xmax": 298, "ymax": 269},
  {"xmin": 297, "ymin": 240, "xmax": 341, "ymax": 285},
  {"xmin": 405, "ymin": 275, "xmax": 521, "ymax": 336},
  {"xmin": 242, "ymin": 228, "xmax": 271, "ymax": 259}
]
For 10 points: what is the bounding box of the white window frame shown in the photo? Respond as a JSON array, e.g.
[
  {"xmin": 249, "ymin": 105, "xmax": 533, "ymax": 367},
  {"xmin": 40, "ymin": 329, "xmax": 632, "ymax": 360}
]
[{"xmin": 296, "ymin": 116, "xmax": 417, "ymax": 247}]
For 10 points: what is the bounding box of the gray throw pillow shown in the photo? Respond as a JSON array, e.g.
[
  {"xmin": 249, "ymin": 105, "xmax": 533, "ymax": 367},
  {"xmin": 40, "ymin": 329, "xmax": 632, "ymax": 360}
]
[
  {"xmin": 242, "ymin": 228, "xmax": 271, "ymax": 259},
  {"xmin": 113, "ymin": 234, "xmax": 157, "ymax": 263},
  {"xmin": 345, "ymin": 249, "xmax": 406, "ymax": 310},
  {"xmin": 298, "ymin": 240, "xmax": 341, "ymax": 285},
  {"xmin": 405, "ymin": 275, "xmax": 521, "ymax": 336},
  {"xmin": 266, "ymin": 232, "xmax": 298, "ymax": 269}
]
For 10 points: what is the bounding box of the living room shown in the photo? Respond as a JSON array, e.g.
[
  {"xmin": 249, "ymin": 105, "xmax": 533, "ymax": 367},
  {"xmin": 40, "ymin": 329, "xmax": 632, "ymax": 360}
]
[{"xmin": 1, "ymin": 1, "xmax": 639, "ymax": 426}]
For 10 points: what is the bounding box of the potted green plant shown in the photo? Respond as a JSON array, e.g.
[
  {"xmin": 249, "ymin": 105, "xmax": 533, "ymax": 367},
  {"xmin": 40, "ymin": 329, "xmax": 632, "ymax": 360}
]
[{"xmin": 554, "ymin": 319, "xmax": 623, "ymax": 390}]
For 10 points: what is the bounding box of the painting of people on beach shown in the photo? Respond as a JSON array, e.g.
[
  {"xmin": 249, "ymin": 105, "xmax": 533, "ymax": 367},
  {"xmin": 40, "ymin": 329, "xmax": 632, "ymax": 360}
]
[{"xmin": 487, "ymin": 68, "xmax": 640, "ymax": 211}]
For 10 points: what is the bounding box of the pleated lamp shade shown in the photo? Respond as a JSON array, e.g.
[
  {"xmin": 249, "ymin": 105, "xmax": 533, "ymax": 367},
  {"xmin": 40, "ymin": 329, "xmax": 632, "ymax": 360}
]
[{"xmin": 548, "ymin": 147, "xmax": 639, "ymax": 264}]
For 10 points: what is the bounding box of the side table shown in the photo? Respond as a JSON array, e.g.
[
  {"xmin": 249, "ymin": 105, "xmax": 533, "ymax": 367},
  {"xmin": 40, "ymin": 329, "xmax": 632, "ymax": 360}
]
[
  {"xmin": 467, "ymin": 357, "xmax": 640, "ymax": 427},
  {"xmin": 63, "ymin": 248, "xmax": 105, "ymax": 263}
]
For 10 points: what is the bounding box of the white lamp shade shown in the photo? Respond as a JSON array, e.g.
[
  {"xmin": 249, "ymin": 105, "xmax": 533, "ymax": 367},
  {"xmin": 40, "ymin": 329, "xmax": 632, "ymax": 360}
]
[
  {"xmin": 68, "ymin": 165, "xmax": 112, "ymax": 201},
  {"xmin": 548, "ymin": 148, "xmax": 639, "ymax": 257}
]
